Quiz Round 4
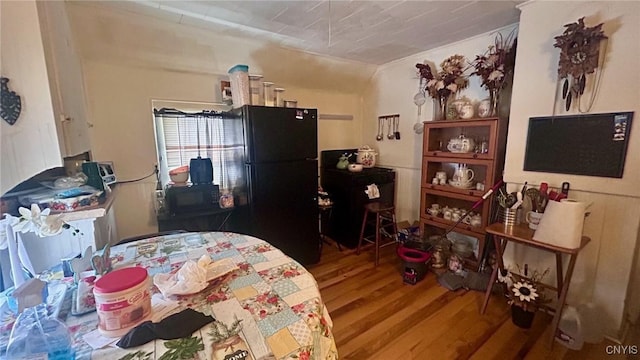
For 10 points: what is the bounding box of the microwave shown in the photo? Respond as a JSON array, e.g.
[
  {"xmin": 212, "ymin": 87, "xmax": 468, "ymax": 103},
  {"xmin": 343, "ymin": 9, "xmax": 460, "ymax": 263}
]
[
  {"xmin": 165, "ymin": 183, "xmax": 219, "ymax": 215},
  {"xmin": 82, "ymin": 161, "xmax": 116, "ymax": 191}
]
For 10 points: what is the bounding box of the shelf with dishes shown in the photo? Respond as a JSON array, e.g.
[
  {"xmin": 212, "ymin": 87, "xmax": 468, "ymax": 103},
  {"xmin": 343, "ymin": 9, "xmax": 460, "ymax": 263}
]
[
  {"xmin": 422, "ymin": 118, "xmax": 498, "ymax": 159},
  {"xmin": 420, "ymin": 188, "xmax": 490, "ymax": 232},
  {"xmin": 419, "ymin": 218, "xmax": 485, "ymax": 269},
  {"xmin": 420, "ymin": 117, "xmax": 505, "ymax": 272},
  {"xmin": 421, "ymin": 156, "xmax": 495, "ymax": 196}
]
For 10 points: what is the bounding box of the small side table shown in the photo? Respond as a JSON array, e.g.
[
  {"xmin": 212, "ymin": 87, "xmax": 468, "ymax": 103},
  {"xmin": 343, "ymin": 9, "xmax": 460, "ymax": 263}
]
[
  {"xmin": 319, "ymin": 204, "xmax": 341, "ymax": 251},
  {"xmin": 481, "ymin": 223, "xmax": 590, "ymax": 345},
  {"xmin": 157, "ymin": 207, "xmax": 234, "ymax": 232}
]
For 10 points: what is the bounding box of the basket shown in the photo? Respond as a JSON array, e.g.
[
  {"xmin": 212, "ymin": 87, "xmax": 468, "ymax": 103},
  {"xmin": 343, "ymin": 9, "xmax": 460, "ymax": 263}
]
[{"xmin": 397, "ymin": 246, "xmax": 431, "ymax": 285}]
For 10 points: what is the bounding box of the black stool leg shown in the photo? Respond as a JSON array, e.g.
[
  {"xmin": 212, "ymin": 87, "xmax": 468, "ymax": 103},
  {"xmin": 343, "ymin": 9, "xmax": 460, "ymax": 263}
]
[{"xmin": 391, "ymin": 210, "xmax": 398, "ymax": 242}]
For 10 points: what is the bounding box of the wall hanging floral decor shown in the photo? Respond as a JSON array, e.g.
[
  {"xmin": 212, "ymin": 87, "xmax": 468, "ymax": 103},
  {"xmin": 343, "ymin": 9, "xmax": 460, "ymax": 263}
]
[
  {"xmin": 553, "ymin": 17, "xmax": 608, "ymax": 112},
  {"xmin": 416, "ymin": 55, "xmax": 470, "ymax": 120}
]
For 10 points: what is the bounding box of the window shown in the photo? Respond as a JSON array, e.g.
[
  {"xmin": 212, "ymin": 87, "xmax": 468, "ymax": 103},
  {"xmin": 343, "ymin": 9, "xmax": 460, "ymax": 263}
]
[{"xmin": 153, "ymin": 103, "xmax": 245, "ymax": 192}]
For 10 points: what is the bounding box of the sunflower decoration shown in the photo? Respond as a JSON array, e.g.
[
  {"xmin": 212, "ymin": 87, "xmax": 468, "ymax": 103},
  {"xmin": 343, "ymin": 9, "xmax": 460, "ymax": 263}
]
[
  {"xmin": 502, "ymin": 265, "xmax": 550, "ymax": 313},
  {"xmin": 509, "ymin": 281, "xmax": 539, "ymax": 312},
  {"xmin": 553, "ymin": 17, "xmax": 608, "ymax": 111}
]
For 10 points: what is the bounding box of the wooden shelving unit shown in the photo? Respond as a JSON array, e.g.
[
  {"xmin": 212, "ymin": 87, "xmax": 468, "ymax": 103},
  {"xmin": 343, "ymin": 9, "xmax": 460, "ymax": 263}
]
[{"xmin": 419, "ymin": 118, "xmax": 508, "ymax": 270}]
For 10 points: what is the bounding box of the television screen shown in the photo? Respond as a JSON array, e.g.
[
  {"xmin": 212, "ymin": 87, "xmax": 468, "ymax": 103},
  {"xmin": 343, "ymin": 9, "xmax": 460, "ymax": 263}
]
[{"xmin": 523, "ymin": 112, "xmax": 633, "ymax": 178}]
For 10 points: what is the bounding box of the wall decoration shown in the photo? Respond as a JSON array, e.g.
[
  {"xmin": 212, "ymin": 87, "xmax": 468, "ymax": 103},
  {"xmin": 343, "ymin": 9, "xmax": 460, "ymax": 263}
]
[
  {"xmin": 553, "ymin": 17, "xmax": 608, "ymax": 112},
  {"xmin": 471, "ymin": 31, "xmax": 517, "ymax": 117},
  {"xmin": 1, "ymin": 77, "xmax": 22, "ymax": 125},
  {"xmin": 416, "ymin": 55, "xmax": 470, "ymax": 120}
]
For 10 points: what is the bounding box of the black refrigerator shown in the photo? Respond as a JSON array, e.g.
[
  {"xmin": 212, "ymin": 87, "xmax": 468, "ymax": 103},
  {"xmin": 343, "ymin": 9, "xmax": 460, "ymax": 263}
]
[{"xmin": 230, "ymin": 105, "xmax": 320, "ymax": 265}]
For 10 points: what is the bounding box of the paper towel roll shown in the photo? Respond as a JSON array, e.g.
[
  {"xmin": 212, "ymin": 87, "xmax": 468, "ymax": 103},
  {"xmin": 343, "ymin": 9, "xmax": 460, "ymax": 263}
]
[{"xmin": 533, "ymin": 199, "xmax": 590, "ymax": 249}]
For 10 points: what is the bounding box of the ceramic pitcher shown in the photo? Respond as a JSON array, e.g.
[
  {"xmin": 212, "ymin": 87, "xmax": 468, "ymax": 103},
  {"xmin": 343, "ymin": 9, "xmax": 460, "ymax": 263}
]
[{"xmin": 454, "ymin": 164, "xmax": 474, "ymax": 183}]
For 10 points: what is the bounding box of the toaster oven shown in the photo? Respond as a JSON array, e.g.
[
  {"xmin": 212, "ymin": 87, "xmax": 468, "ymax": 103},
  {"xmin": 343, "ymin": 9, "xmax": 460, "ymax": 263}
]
[{"xmin": 82, "ymin": 161, "xmax": 116, "ymax": 190}]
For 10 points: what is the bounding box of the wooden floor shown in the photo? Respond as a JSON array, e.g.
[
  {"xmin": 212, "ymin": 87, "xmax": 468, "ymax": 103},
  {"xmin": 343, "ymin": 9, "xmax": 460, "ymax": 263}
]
[{"xmin": 308, "ymin": 239, "xmax": 632, "ymax": 360}]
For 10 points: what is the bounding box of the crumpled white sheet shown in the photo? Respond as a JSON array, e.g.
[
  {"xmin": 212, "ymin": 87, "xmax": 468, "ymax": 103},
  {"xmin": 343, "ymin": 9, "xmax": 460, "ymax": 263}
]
[
  {"xmin": 153, "ymin": 255, "xmax": 237, "ymax": 297},
  {"xmin": 365, "ymin": 183, "xmax": 380, "ymax": 199}
]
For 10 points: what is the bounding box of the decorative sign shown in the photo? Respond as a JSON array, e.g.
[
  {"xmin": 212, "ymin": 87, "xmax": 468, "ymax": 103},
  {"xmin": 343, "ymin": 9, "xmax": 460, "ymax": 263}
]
[{"xmin": 1, "ymin": 77, "xmax": 22, "ymax": 125}]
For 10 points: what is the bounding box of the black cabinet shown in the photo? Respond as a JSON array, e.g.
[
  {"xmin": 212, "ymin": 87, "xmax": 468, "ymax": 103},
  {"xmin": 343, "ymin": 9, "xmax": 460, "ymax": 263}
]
[
  {"xmin": 320, "ymin": 163, "xmax": 395, "ymax": 249},
  {"xmin": 157, "ymin": 207, "xmax": 234, "ymax": 233}
]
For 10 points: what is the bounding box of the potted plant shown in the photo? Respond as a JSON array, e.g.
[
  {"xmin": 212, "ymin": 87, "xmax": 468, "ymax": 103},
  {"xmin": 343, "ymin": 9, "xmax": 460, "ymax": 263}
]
[{"xmin": 502, "ymin": 265, "xmax": 550, "ymax": 329}]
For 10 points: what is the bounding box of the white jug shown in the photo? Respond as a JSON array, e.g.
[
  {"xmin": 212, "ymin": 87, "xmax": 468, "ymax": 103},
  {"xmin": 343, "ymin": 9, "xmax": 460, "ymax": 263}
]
[{"xmin": 454, "ymin": 164, "xmax": 474, "ymax": 183}]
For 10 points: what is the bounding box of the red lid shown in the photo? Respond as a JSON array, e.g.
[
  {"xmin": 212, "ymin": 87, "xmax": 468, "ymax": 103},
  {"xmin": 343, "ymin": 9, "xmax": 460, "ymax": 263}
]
[{"xmin": 94, "ymin": 266, "xmax": 148, "ymax": 294}]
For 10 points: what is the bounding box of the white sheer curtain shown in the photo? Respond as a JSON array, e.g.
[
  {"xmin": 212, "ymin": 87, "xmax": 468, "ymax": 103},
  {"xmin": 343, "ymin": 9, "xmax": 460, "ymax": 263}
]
[{"xmin": 153, "ymin": 109, "xmax": 245, "ymax": 193}]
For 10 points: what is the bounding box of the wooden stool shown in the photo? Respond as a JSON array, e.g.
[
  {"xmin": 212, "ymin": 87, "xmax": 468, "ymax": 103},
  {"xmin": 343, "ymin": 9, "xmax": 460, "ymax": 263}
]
[{"xmin": 356, "ymin": 202, "xmax": 398, "ymax": 266}]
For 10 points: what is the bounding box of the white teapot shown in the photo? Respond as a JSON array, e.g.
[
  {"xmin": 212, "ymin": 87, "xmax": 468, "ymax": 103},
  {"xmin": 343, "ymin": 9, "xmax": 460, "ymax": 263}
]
[{"xmin": 447, "ymin": 134, "xmax": 475, "ymax": 153}]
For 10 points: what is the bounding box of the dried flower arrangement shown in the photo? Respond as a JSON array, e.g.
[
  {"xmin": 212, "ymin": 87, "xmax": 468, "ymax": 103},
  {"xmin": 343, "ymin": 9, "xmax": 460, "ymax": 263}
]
[
  {"xmin": 471, "ymin": 31, "xmax": 517, "ymax": 93},
  {"xmin": 416, "ymin": 55, "xmax": 470, "ymax": 100}
]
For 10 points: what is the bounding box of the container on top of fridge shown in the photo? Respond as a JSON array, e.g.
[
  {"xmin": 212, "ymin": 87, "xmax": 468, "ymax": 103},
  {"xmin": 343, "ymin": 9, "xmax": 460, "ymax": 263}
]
[{"xmin": 228, "ymin": 64, "xmax": 250, "ymax": 108}]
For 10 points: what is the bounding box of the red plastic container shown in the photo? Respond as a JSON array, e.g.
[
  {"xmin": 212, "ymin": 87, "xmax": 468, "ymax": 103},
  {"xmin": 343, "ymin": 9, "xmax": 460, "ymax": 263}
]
[{"xmin": 94, "ymin": 267, "xmax": 151, "ymax": 337}]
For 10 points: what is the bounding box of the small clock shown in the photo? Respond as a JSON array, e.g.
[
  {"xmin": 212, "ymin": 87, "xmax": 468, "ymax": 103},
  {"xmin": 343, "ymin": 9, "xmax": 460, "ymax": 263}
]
[{"xmin": 1, "ymin": 77, "xmax": 22, "ymax": 125}]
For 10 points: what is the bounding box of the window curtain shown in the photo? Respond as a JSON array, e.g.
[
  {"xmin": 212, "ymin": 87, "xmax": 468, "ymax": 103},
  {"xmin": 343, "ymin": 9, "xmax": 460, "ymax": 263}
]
[{"xmin": 153, "ymin": 109, "xmax": 245, "ymax": 193}]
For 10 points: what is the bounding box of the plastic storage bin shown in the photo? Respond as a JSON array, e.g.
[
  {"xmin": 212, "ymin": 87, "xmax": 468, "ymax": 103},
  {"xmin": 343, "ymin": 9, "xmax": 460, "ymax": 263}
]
[
  {"xmin": 262, "ymin": 81, "xmax": 274, "ymax": 106},
  {"xmin": 274, "ymin": 87, "xmax": 285, "ymax": 107},
  {"xmin": 249, "ymin": 74, "xmax": 263, "ymax": 105},
  {"xmin": 228, "ymin": 64, "xmax": 250, "ymax": 108},
  {"xmin": 93, "ymin": 266, "xmax": 151, "ymax": 337}
]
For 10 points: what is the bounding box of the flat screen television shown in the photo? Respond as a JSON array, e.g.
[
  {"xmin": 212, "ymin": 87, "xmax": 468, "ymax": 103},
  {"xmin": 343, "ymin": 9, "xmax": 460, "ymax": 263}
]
[{"xmin": 523, "ymin": 112, "xmax": 633, "ymax": 178}]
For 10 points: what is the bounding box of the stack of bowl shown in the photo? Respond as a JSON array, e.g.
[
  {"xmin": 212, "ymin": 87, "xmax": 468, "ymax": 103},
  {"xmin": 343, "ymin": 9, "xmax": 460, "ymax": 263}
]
[{"xmin": 169, "ymin": 166, "xmax": 189, "ymax": 184}]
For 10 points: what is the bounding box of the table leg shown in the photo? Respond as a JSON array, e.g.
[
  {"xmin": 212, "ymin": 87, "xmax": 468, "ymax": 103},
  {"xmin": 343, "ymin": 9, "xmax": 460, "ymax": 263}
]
[
  {"xmin": 481, "ymin": 236, "xmax": 507, "ymax": 314},
  {"xmin": 217, "ymin": 212, "xmax": 233, "ymax": 231},
  {"xmin": 549, "ymin": 252, "xmax": 579, "ymax": 345},
  {"xmin": 555, "ymin": 253, "xmax": 563, "ymax": 291}
]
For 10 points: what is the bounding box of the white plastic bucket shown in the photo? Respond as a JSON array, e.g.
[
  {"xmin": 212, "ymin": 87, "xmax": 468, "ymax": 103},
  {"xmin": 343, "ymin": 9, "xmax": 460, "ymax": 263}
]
[
  {"xmin": 93, "ymin": 267, "xmax": 151, "ymax": 338},
  {"xmin": 555, "ymin": 305, "xmax": 584, "ymax": 350},
  {"xmin": 578, "ymin": 302, "xmax": 604, "ymax": 343}
]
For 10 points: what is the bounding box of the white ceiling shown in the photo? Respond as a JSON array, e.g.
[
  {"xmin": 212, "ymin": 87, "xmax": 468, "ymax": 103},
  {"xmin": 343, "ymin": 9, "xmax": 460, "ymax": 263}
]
[{"xmin": 87, "ymin": 0, "xmax": 523, "ymax": 65}]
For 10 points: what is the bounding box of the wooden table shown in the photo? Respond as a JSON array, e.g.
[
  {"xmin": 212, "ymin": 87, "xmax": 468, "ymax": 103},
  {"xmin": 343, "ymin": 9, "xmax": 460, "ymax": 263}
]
[{"xmin": 480, "ymin": 223, "xmax": 590, "ymax": 345}]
